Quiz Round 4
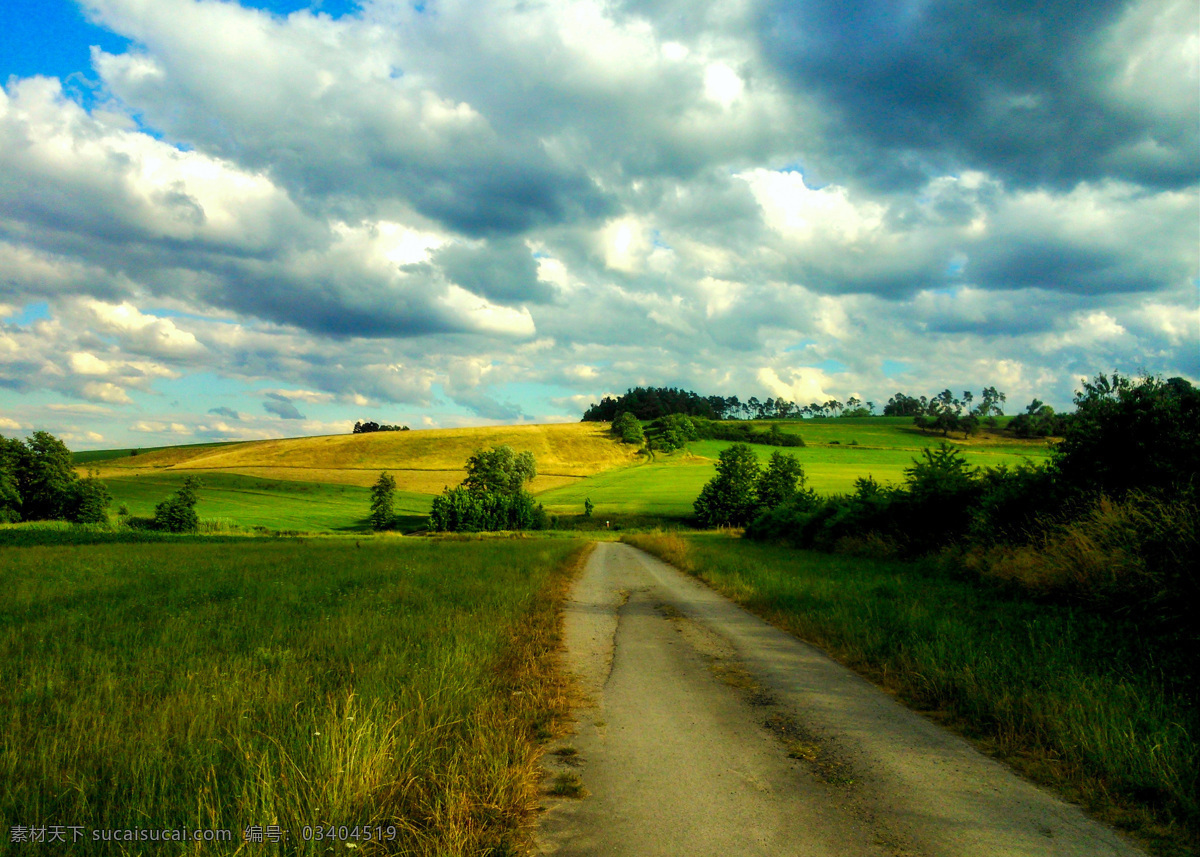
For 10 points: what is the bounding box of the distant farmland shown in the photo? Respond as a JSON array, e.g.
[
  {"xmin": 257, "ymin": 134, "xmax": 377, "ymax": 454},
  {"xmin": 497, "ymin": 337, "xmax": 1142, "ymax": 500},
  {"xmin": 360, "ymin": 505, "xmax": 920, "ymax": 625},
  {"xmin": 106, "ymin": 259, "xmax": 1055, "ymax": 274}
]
[{"xmin": 78, "ymin": 418, "xmax": 1054, "ymax": 529}]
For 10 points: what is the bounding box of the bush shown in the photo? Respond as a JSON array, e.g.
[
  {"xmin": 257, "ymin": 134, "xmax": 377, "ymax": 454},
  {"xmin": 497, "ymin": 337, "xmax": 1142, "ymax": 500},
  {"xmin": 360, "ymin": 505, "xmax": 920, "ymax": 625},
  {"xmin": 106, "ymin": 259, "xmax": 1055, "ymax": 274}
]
[
  {"xmin": 970, "ymin": 492, "xmax": 1199, "ymax": 647},
  {"xmin": 611, "ymin": 412, "xmax": 645, "ymax": 445},
  {"xmin": 429, "ymin": 487, "xmax": 547, "ymax": 532},
  {"xmin": 690, "ymin": 419, "xmax": 805, "ymax": 447},
  {"xmin": 66, "ymin": 476, "xmax": 112, "ymax": 524},
  {"xmin": 650, "ymin": 414, "xmax": 699, "ymax": 451}
]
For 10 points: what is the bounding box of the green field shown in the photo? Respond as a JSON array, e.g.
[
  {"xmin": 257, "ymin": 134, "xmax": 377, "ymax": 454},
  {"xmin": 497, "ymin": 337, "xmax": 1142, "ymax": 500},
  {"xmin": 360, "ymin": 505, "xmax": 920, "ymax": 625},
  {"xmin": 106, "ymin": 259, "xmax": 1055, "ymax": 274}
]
[
  {"xmin": 539, "ymin": 419, "xmax": 1053, "ymax": 519},
  {"xmin": 0, "ymin": 537, "xmax": 585, "ymax": 855},
  {"xmin": 625, "ymin": 532, "xmax": 1197, "ymax": 855},
  {"xmin": 103, "ymin": 472, "xmax": 432, "ymax": 533}
]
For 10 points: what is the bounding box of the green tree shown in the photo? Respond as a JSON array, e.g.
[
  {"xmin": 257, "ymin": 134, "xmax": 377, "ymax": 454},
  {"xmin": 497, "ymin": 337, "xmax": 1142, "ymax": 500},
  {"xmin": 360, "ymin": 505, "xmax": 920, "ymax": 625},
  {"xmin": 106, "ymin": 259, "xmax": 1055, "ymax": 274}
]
[
  {"xmin": 463, "ymin": 446, "xmax": 537, "ymax": 495},
  {"xmin": 584, "ymin": 497, "xmax": 595, "ymax": 518},
  {"xmin": 430, "ymin": 447, "xmax": 546, "ymax": 532},
  {"xmin": 1053, "ymin": 374, "xmax": 1200, "ymax": 499},
  {"xmin": 16, "ymin": 430, "xmax": 78, "ymax": 520},
  {"xmin": 370, "ymin": 471, "xmax": 396, "ymax": 530},
  {"xmin": 67, "ymin": 473, "xmax": 112, "ymax": 524},
  {"xmin": 693, "ymin": 443, "xmax": 762, "ymax": 527},
  {"xmin": 0, "ymin": 436, "xmax": 22, "ymax": 523},
  {"xmin": 653, "ymin": 413, "xmax": 698, "ymax": 451},
  {"xmin": 154, "ymin": 477, "xmax": 202, "ymax": 533},
  {"xmin": 756, "ymin": 451, "xmax": 806, "ymax": 509},
  {"xmin": 611, "ymin": 412, "xmax": 645, "ymax": 445},
  {"xmin": 904, "ymin": 443, "xmax": 978, "ymax": 500}
]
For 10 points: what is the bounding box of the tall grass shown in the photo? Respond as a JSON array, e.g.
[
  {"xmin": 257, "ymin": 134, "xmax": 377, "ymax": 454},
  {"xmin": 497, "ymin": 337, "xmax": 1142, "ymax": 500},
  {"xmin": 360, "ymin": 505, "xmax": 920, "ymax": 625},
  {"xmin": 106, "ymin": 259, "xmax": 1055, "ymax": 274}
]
[
  {"xmin": 0, "ymin": 537, "xmax": 586, "ymax": 855},
  {"xmin": 963, "ymin": 492, "xmax": 1199, "ymax": 644},
  {"xmin": 625, "ymin": 532, "xmax": 1198, "ymax": 855}
]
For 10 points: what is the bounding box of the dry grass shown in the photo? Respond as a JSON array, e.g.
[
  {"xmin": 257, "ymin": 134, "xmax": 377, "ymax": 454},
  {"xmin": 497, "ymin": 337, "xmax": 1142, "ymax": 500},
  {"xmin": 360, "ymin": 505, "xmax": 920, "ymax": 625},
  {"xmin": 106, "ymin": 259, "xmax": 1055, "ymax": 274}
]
[
  {"xmin": 83, "ymin": 424, "xmax": 637, "ymax": 494},
  {"xmin": 965, "ymin": 493, "xmax": 1199, "ymax": 620}
]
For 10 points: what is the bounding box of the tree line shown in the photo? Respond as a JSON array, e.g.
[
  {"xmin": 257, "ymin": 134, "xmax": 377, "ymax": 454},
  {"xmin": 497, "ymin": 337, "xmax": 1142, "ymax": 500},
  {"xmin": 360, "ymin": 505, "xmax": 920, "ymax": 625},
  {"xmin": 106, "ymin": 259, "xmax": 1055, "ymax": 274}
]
[
  {"xmin": 0, "ymin": 431, "xmax": 111, "ymax": 524},
  {"xmin": 583, "ymin": 386, "xmax": 878, "ymax": 421},
  {"xmin": 584, "ymin": 385, "xmax": 1018, "ymax": 422},
  {"xmin": 586, "ymin": 384, "xmax": 1088, "ymax": 441},
  {"xmin": 1, "ymin": 430, "xmax": 206, "ymax": 533}
]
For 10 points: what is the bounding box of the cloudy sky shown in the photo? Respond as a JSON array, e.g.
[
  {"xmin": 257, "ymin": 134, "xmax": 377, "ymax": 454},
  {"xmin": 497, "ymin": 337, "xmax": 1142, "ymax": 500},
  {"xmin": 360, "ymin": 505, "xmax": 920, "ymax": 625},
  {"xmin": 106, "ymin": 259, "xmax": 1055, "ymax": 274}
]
[{"xmin": 1, "ymin": 0, "xmax": 1197, "ymax": 448}]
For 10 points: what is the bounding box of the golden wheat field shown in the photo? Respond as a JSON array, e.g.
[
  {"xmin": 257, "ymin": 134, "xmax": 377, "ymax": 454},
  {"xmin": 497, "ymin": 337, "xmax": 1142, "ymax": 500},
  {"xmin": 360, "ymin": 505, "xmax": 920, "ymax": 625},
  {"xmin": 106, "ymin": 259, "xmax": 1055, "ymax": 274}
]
[{"xmin": 83, "ymin": 423, "xmax": 640, "ymax": 493}]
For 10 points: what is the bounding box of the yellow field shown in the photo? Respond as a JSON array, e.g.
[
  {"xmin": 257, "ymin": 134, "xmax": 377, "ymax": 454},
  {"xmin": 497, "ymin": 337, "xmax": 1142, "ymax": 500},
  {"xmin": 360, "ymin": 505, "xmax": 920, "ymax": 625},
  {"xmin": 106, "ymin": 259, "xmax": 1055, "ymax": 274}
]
[{"xmin": 84, "ymin": 423, "xmax": 637, "ymax": 495}]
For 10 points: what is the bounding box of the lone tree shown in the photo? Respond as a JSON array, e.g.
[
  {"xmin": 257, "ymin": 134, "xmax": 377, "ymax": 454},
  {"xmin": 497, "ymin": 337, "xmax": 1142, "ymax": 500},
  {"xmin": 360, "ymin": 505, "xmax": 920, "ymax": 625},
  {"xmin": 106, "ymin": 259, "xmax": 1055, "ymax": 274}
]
[
  {"xmin": 154, "ymin": 476, "xmax": 202, "ymax": 533},
  {"xmin": 693, "ymin": 443, "xmax": 762, "ymax": 527},
  {"xmin": 370, "ymin": 471, "xmax": 397, "ymax": 530}
]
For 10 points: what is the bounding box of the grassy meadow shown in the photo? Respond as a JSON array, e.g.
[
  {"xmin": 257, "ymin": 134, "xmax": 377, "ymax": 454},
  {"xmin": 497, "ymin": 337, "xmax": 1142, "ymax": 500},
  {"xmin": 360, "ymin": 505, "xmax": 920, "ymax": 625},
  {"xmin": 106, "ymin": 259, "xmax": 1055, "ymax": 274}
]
[
  {"xmin": 1, "ymin": 537, "xmax": 589, "ymax": 855},
  {"xmin": 102, "ymin": 472, "xmax": 432, "ymax": 533},
  {"xmin": 624, "ymin": 532, "xmax": 1199, "ymax": 855}
]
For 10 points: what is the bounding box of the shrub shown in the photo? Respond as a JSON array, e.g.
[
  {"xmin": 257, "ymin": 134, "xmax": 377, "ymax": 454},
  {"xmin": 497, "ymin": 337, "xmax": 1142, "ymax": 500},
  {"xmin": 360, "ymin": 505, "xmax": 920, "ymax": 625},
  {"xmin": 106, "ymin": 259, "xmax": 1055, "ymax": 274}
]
[
  {"xmin": 650, "ymin": 414, "xmax": 699, "ymax": 451},
  {"xmin": 972, "ymin": 492, "xmax": 1199, "ymax": 649},
  {"xmin": 66, "ymin": 475, "xmax": 112, "ymax": 524},
  {"xmin": 429, "ymin": 487, "xmax": 547, "ymax": 532}
]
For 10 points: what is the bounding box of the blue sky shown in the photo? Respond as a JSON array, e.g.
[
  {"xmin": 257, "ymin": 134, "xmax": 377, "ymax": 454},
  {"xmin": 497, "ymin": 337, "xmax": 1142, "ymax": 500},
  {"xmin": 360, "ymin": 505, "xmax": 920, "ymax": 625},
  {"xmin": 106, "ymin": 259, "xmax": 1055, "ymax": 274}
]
[{"xmin": 0, "ymin": 0, "xmax": 1196, "ymax": 448}]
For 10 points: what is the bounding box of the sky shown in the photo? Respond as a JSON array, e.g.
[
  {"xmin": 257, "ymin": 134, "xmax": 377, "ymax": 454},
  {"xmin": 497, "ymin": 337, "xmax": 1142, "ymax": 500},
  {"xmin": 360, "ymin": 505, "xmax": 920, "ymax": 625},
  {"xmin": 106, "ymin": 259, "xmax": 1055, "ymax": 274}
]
[{"xmin": 0, "ymin": 0, "xmax": 1197, "ymax": 449}]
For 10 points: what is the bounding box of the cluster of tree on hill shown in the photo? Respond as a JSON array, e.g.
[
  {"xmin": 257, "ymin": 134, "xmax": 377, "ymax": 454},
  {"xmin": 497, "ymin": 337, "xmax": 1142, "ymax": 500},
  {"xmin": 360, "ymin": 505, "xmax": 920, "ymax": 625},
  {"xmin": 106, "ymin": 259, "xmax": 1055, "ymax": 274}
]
[
  {"xmin": 611, "ymin": 412, "xmax": 804, "ymax": 452},
  {"xmin": 742, "ymin": 373, "xmax": 1200, "ymax": 663},
  {"xmin": 352, "ymin": 421, "xmax": 410, "ymax": 434},
  {"xmin": 883, "ymin": 387, "xmax": 1007, "ymax": 437},
  {"xmin": 0, "ymin": 431, "xmax": 112, "ymax": 524},
  {"xmin": 583, "ymin": 387, "xmax": 730, "ymax": 421},
  {"xmin": 424, "ymin": 445, "xmax": 547, "ymax": 532}
]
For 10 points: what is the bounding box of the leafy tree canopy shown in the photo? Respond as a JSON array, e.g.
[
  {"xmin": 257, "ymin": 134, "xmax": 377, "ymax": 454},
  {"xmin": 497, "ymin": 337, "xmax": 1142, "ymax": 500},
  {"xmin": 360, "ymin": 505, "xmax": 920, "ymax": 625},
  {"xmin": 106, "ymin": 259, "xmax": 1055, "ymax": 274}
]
[
  {"xmin": 462, "ymin": 446, "xmax": 537, "ymax": 495},
  {"xmin": 1053, "ymin": 373, "xmax": 1199, "ymax": 499},
  {"xmin": 693, "ymin": 443, "xmax": 763, "ymax": 527}
]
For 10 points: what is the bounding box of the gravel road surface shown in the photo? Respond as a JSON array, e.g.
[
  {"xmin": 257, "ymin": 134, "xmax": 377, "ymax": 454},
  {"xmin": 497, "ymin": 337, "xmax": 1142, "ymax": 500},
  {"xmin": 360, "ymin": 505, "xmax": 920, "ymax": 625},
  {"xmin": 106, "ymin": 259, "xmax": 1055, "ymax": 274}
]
[{"xmin": 533, "ymin": 541, "xmax": 1146, "ymax": 857}]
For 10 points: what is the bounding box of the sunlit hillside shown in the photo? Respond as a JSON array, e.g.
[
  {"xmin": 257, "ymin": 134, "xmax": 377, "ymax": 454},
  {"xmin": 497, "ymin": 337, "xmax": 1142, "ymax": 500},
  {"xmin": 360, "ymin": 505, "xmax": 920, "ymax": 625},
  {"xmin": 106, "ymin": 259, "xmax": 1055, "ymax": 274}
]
[{"xmin": 83, "ymin": 423, "xmax": 642, "ymax": 494}]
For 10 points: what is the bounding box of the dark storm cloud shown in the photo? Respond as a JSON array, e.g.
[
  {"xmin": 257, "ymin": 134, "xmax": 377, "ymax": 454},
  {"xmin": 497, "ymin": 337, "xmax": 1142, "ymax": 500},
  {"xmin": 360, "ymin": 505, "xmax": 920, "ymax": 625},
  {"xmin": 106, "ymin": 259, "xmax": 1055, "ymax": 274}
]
[
  {"xmin": 758, "ymin": 0, "xmax": 1200, "ymax": 190},
  {"xmin": 434, "ymin": 237, "xmax": 555, "ymax": 305},
  {"xmin": 262, "ymin": 393, "xmax": 304, "ymax": 419}
]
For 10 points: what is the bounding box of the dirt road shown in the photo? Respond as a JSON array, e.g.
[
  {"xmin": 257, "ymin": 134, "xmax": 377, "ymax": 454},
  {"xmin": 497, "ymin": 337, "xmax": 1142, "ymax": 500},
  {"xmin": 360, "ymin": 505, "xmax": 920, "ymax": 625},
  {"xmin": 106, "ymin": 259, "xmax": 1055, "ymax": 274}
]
[{"xmin": 533, "ymin": 541, "xmax": 1146, "ymax": 857}]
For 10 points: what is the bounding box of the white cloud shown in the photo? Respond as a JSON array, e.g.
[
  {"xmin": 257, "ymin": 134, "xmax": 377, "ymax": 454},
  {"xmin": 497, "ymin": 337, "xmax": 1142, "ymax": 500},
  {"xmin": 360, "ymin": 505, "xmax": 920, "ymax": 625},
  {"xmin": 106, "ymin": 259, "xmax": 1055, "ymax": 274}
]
[
  {"xmin": 757, "ymin": 366, "xmax": 831, "ymax": 405},
  {"xmin": 0, "ymin": 0, "xmax": 1192, "ymax": 445}
]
